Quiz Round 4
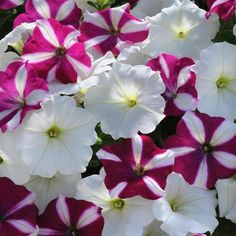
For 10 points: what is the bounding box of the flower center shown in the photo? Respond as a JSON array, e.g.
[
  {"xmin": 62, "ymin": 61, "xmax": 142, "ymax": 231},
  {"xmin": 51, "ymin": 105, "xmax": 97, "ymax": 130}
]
[
  {"xmin": 202, "ymin": 143, "xmax": 213, "ymax": 154},
  {"xmin": 55, "ymin": 46, "xmax": 67, "ymax": 56},
  {"xmin": 0, "ymin": 215, "xmax": 6, "ymax": 222},
  {"xmin": 68, "ymin": 226, "xmax": 79, "ymax": 236},
  {"xmin": 46, "ymin": 125, "xmax": 61, "ymax": 138},
  {"xmin": 216, "ymin": 76, "xmax": 230, "ymax": 89},
  {"xmin": 109, "ymin": 27, "xmax": 120, "ymax": 36},
  {"xmin": 169, "ymin": 199, "xmax": 180, "ymax": 212},
  {"xmin": 134, "ymin": 165, "xmax": 145, "ymax": 176},
  {"xmin": 127, "ymin": 98, "xmax": 137, "ymax": 107},
  {"xmin": 111, "ymin": 199, "xmax": 125, "ymax": 210},
  {"xmin": 176, "ymin": 31, "xmax": 186, "ymax": 39},
  {"xmin": 0, "ymin": 156, "xmax": 3, "ymax": 164}
]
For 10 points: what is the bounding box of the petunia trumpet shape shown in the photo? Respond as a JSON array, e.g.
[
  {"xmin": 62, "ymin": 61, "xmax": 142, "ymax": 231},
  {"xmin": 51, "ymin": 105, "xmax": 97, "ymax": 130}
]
[
  {"xmin": 97, "ymin": 134, "xmax": 175, "ymax": 199},
  {"xmin": 164, "ymin": 111, "xmax": 236, "ymax": 189},
  {"xmin": 14, "ymin": 0, "xmax": 82, "ymax": 28},
  {"xmin": 0, "ymin": 177, "xmax": 38, "ymax": 236},
  {"xmin": 22, "ymin": 18, "xmax": 92, "ymax": 84},
  {"xmin": 38, "ymin": 195, "xmax": 104, "ymax": 236},
  {"xmin": 206, "ymin": 0, "xmax": 236, "ymax": 21},
  {"xmin": 153, "ymin": 173, "xmax": 218, "ymax": 236},
  {"xmin": 0, "ymin": 61, "xmax": 48, "ymax": 131},
  {"xmin": 79, "ymin": 4, "xmax": 149, "ymax": 56},
  {"xmin": 147, "ymin": 53, "xmax": 197, "ymax": 116}
]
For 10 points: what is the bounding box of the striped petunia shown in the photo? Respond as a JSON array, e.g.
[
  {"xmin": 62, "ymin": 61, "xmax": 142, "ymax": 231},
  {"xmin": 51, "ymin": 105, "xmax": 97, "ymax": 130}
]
[
  {"xmin": 0, "ymin": 0, "xmax": 23, "ymax": 10},
  {"xmin": 14, "ymin": 0, "xmax": 82, "ymax": 28},
  {"xmin": 38, "ymin": 195, "xmax": 104, "ymax": 236},
  {"xmin": 0, "ymin": 177, "xmax": 38, "ymax": 236},
  {"xmin": 206, "ymin": 0, "xmax": 235, "ymax": 21},
  {"xmin": 147, "ymin": 53, "xmax": 197, "ymax": 117},
  {"xmin": 79, "ymin": 3, "xmax": 149, "ymax": 56},
  {"xmin": 0, "ymin": 61, "xmax": 48, "ymax": 131},
  {"xmin": 97, "ymin": 134, "xmax": 175, "ymax": 199},
  {"xmin": 164, "ymin": 111, "xmax": 236, "ymax": 189},
  {"xmin": 22, "ymin": 18, "xmax": 92, "ymax": 84}
]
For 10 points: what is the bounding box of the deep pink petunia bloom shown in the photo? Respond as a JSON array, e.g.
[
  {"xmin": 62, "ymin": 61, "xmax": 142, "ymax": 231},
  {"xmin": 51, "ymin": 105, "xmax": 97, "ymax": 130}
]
[
  {"xmin": 79, "ymin": 4, "xmax": 149, "ymax": 56},
  {"xmin": 97, "ymin": 135, "xmax": 175, "ymax": 199},
  {"xmin": 0, "ymin": 177, "xmax": 38, "ymax": 235},
  {"xmin": 22, "ymin": 18, "xmax": 92, "ymax": 84},
  {"xmin": 206, "ymin": 0, "xmax": 236, "ymax": 21},
  {"xmin": 0, "ymin": 0, "xmax": 23, "ymax": 10},
  {"xmin": 0, "ymin": 61, "xmax": 48, "ymax": 132},
  {"xmin": 38, "ymin": 195, "xmax": 104, "ymax": 236},
  {"xmin": 164, "ymin": 111, "xmax": 236, "ymax": 189},
  {"xmin": 147, "ymin": 53, "xmax": 197, "ymax": 117},
  {"xmin": 14, "ymin": 0, "xmax": 82, "ymax": 28}
]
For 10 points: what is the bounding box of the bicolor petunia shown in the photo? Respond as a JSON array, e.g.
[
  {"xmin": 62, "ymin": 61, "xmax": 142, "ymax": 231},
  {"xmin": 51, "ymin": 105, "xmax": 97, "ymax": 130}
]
[
  {"xmin": 0, "ymin": 0, "xmax": 23, "ymax": 10},
  {"xmin": 79, "ymin": 4, "xmax": 149, "ymax": 56},
  {"xmin": 22, "ymin": 18, "xmax": 92, "ymax": 84},
  {"xmin": 97, "ymin": 134, "xmax": 175, "ymax": 199},
  {"xmin": 0, "ymin": 177, "xmax": 38, "ymax": 236},
  {"xmin": 38, "ymin": 195, "xmax": 104, "ymax": 236},
  {"xmin": 147, "ymin": 53, "xmax": 197, "ymax": 116},
  {"xmin": 14, "ymin": 0, "xmax": 82, "ymax": 28},
  {"xmin": 164, "ymin": 111, "xmax": 236, "ymax": 189},
  {"xmin": 0, "ymin": 61, "xmax": 48, "ymax": 131}
]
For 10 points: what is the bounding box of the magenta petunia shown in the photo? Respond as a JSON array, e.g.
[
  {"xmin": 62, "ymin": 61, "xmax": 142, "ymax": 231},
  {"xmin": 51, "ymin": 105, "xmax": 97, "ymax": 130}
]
[
  {"xmin": 38, "ymin": 195, "xmax": 104, "ymax": 236},
  {"xmin": 0, "ymin": 177, "xmax": 38, "ymax": 235},
  {"xmin": 206, "ymin": 0, "xmax": 235, "ymax": 21},
  {"xmin": 0, "ymin": 61, "xmax": 48, "ymax": 131},
  {"xmin": 147, "ymin": 53, "xmax": 197, "ymax": 117},
  {"xmin": 22, "ymin": 18, "xmax": 92, "ymax": 84},
  {"xmin": 14, "ymin": 0, "xmax": 82, "ymax": 28},
  {"xmin": 79, "ymin": 3, "xmax": 149, "ymax": 56},
  {"xmin": 0, "ymin": 0, "xmax": 23, "ymax": 10},
  {"xmin": 164, "ymin": 111, "xmax": 236, "ymax": 189},
  {"xmin": 97, "ymin": 134, "xmax": 175, "ymax": 199}
]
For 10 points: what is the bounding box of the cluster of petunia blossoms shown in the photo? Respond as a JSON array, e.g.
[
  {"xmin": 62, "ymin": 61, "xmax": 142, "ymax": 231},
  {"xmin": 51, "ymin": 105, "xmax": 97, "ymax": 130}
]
[{"xmin": 0, "ymin": 0, "xmax": 235, "ymax": 235}]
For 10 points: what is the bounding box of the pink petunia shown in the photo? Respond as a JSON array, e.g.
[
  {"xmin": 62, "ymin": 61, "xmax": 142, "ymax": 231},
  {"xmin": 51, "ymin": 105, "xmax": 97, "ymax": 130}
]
[
  {"xmin": 22, "ymin": 18, "xmax": 92, "ymax": 84},
  {"xmin": 164, "ymin": 111, "xmax": 236, "ymax": 189},
  {"xmin": 206, "ymin": 0, "xmax": 236, "ymax": 21},
  {"xmin": 79, "ymin": 4, "xmax": 149, "ymax": 56},
  {"xmin": 14, "ymin": 0, "xmax": 82, "ymax": 28},
  {"xmin": 0, "ymin": 177, "xmax": 38, "ymax": 235},
  {"xmin": 38, "ymin": 195, "xmax": 104, "ymax": 236},
  {"xmin": 147, "ymin": 53, "xmax": 197, "ymax": 117},
  {"xmin": 97, "ymin": 134, "xmax": 175, "ymax": 199},
  {"xmin": 0, "ymin": 0, "xmax": 23, "ymax": 10},
  {"xmin": 0, "ymin": 61, "xmax": 48, "ymax": 131}
]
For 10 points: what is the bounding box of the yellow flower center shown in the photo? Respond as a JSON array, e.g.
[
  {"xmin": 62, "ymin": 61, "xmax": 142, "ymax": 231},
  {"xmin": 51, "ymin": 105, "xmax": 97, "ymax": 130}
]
[
  {"xmin": 46, "ymin": 125, "xmax": 61, "ymax": 138},
  {"xmin": 216, "ymin": 75, "xmax": 230, "ymax": 89},
  {"xmin": 110, "ymin": 199, "xmax": 125, "ymax": 209}
]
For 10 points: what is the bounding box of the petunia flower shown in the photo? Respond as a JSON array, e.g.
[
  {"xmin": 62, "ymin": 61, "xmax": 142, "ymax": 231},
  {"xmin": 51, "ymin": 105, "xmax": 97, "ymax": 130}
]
[
  {"xmin": 153, "ymin": 172, "xmax": 218, "ymax": 236},
  {"xmin": 192, "ymin": 42, "xmax": 236, "ymax": 121},
  {"xmin": 144, "ymin": 0, "xmax": 219, "ymax": 59},
  {"xmin": 0, "ymin": 61, "xmax": 48, "ymax": 131},
  {"xmin": 215, "ymin": 176, "xmax": 236, "ymax": 223},
  {"xmin": 84, "ymin": 62, "xmax": 165, "ymax": 139},
  {"xmin": 0, "ymin": 177, "xmax": 38, "ymax": 236},
  {"xmin": 24, "ymin": 172, "xmax": 81, "ymax": 213},
  {"xmin": 0, "ymin": 0, "xmax": 24, "ymax": 10},
  {"xmin": 22, "ymin": 18, "xmax": 92, "ymax": 84},
  {"xmin": 147, "ymin": 53, "xmax": 197, "ymax": 116},
  {"xmin": 97, "ymin": 134, "xmax": 175, "ymax": 199},
  {"xmin": 79, "ymin": 4, "xmax": 149, "ymax": 56},
  {"xmin": 17, "ymin": 94, "xmax": 97, "ymax": 177},
  {"xmin": 38, "ymin": 195, "xmax": 104, "ymax": 236},
  {"xmin": 206, "ymin": 0, "xmax": 236, "ymax": 21},
  {"xmin": 164, "ymin": 111, "xmax": 236, "ymax": 189},
  {"xmin": 76, "ymin": 174, "xmax": 154, "ymax": 236},
  {"xmin": 14, "ymin": 0, "xmax": 82, "ymax": 28}
]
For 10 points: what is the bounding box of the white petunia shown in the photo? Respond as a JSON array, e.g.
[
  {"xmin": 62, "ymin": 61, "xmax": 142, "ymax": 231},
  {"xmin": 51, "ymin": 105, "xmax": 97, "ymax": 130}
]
[
  {"xmin": 24, "ymin": 172, "xmax": 81, "ymax": 214},
  {"xmin": 144, "ymin": 0, "xmax": 219, "ymax": 59},
  {"xmin": 0, "ymin": 131, "xmax": 30, "ymax": 184},
  {"xmin": 18, "ymin": 95, "xmax": 97, "ymax": 177},
  {"xmin": 216, "ymin": 176, "xmax": 236, "ymax": 223},
  {"xmin": 192, "ymin": 42, "xmax": 236, "ymax": 121},
  {"xmin": 84, "ymin": 62, "xmax": 165, "ymax": 139},
  {"xmin": 142, "ymin": 219, "xmax": 168, "ymax": 236},
  {"xmin": 76, "ymin": 174, "xmax": 154, "ymax": 236},
  {"xmin": 153, "ymin": 173, "xmax": 218, "ymax": 236},
  {"xmin": 132, "ymin": 0, "xmax": 174, "ymax": 18}
]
